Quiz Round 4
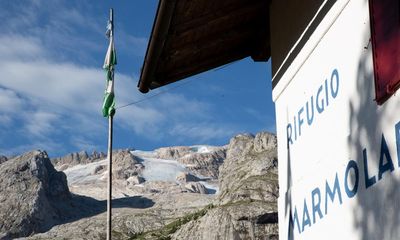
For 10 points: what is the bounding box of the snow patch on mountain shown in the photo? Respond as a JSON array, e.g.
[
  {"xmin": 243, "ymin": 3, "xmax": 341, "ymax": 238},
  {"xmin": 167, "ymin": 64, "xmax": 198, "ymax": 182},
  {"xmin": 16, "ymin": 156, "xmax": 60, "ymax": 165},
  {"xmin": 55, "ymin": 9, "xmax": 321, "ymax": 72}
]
[
  {"xmin": 190, "ymin": 145, "xmax": 212, "ymax": 154},
  {"xmin": 138, "ymin": 156, "xmax": 186, "ymax": 182},
  {"xmin": 132, "ymin": 150, "xmax": 219, "ymax": 192},
  {"xmin": 63, "ymin": 159, "xmax": 107, "ymax": 185},
  {"xmin": 59, "ymin": 146, "xmax": 221, "ymax": 197}
]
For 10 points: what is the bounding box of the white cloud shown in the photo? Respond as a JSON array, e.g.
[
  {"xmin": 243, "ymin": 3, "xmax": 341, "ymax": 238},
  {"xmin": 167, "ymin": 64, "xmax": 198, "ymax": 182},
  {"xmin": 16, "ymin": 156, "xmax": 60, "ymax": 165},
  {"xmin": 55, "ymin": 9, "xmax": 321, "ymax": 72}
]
[
  {"xmin": 0, "ymin": 87, "xmax": 25, "ymax": 113},
  {"xmin": 0, "ymin": 140, "xmax": 63, "ymax": 158},
  {"xmin": 0, "ymin": 0, "xmax": 105, "ymax": 65},
  {"xmin": 0, "ymin": 34, "xmax": 225, "ymax": 153},
  {"xmin": 24, "ymin": 111, "xmax": 59, "ymax": 138},
  {"xmin": 0, "ymin": 1, "xmax": 245, "ymax": 156},
  {"xmin": 69, "ymin": 136, "xmax": 100, "ymax": 152},
  {"xmin": 245, "ymin": 108, "xmax": 268, "ymax": 122},
  {"xmin": 0, "ymin": 60, "xmax": 104, "ymax": 111},
  {"xmin": 116, "ymin": 107, "xmax": 165, "ymax": 140},
  {"xmin": 0, "ymin": 87, "xmax": 26, "ymax": 128},
  {"xmin": 169, "ymin": 123, "xmax": 236, "ymax": 143},
  {"xmin": 244, "ymin": 108, "xmax": 276, "ymax": 133},
  {"xmin": 157, "ymin": 93, "xmax": 211, "ymax": 119},
  {"xmin": 118, "ymin": 31, "xmax": 148, "ymax": 57},
  {"xmin": 0, "ymin": 36, "xmax": 43, "ymax": 61}
]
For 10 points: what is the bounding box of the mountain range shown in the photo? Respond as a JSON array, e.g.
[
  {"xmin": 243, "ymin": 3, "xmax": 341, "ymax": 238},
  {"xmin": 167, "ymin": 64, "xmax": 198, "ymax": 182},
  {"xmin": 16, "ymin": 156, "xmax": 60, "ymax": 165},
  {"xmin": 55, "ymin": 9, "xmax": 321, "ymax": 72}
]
[{"xmin": 0, "ymin": 132, "xmax": 278, "ymax": 240}]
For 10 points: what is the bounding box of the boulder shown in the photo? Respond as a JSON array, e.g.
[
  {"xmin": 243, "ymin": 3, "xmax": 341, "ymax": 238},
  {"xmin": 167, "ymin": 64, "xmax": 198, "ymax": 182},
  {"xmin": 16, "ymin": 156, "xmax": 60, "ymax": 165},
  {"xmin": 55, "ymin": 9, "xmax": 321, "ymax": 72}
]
[
  {"xmin": 0, "ymin": 150, "xmax": 72, "ymax": 239},
  {"xmin": 176, "ymin": 172, "xmax": 200, "ymax": 183},
  {"xmin": 92, "ymin": 164, "xmax": 106, "ymax": 175},
  {"xmin": 185, "ymin": 182, "xmax": 208, "ymax": 194},
  {"xmin": 127, "ymin": 175, "xmax": 145, "ymax": 185}
]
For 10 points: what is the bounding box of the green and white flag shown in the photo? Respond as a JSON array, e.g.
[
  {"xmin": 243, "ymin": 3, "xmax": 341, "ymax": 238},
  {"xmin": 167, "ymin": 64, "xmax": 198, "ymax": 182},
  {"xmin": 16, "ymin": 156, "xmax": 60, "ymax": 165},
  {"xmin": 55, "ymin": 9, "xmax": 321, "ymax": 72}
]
[{"xmin": 102, "ymin": 21, "xmax": 117, "ymax": 117}]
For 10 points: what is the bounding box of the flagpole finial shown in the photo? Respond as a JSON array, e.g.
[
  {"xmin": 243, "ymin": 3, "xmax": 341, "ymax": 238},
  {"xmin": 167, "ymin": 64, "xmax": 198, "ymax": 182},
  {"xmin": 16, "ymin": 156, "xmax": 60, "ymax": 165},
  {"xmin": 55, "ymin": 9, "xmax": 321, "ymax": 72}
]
[{"xmin": 110, "ymin": 8, "xmax": 113, "ymax": 25}]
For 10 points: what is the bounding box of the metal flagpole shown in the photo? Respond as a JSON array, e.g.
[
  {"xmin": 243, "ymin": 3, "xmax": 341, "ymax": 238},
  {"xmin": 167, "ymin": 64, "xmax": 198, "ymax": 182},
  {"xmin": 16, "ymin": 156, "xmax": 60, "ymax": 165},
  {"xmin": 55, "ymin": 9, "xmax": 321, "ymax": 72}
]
[
  {"xmin": 107, "ymin": 115, "xmax": 113, "ymax": 240},
  {"xmin": 107, "ymin": 8, "xmax": 114, "ymax": 240}
]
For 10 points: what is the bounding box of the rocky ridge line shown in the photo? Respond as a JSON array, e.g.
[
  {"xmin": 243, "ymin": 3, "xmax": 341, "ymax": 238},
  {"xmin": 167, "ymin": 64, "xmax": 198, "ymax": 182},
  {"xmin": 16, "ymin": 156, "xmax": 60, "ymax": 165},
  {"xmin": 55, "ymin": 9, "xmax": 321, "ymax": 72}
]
[
  {"xmin": 51, "ymin": 150, "xmax": 107, "ymax": 169},
  {"xmin": 172, "ymin": 132, "xmax": 279, "ymax": 240}
]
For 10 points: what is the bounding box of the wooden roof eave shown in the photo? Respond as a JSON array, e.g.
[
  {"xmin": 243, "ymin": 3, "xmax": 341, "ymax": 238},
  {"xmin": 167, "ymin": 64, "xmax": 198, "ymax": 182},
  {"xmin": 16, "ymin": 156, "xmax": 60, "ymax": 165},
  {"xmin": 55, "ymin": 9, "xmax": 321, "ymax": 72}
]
[{"xmin": 138, "ymin": 0, "xmax": 177, "ymax": 93}]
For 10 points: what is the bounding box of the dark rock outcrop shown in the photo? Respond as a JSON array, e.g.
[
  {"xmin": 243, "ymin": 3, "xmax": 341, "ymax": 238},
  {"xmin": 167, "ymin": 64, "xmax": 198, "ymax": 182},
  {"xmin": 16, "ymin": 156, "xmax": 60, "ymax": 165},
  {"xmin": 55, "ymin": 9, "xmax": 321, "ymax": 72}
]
[
  {"xmin": 0, "ymin": 155, "xmax": 8, "ymax": 164},
  {"xmin": 127, "ymin": 175, "xmax": 145, "ymax": 185},
  {"xmin": 173, "ymin": 132, "xmax": 278, "ymax": 240},
  {"xmin": 0, "ymin": 150, "xmax": 72, "ymax": 239},
  {"xmin": 185, "ymin": 182, "xmax": 208, "ymax": 194},
  {"xmin": 176, "ymin": 172, "xmax": 200, "ymax": 183}
]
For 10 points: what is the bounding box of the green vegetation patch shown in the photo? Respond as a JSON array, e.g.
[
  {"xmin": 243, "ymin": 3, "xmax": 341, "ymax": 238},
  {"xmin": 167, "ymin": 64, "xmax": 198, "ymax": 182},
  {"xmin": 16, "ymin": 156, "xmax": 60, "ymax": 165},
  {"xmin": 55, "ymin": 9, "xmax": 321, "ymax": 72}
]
[{"xmin": 130, "ymin": 204, "xmax": 215, "ymax": 240}]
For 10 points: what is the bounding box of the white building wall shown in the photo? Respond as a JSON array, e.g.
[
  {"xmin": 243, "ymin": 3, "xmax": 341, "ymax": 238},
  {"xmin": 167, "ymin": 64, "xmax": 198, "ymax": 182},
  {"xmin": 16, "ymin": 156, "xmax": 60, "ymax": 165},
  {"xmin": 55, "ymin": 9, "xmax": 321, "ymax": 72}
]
[{"xmin": 273, "ymin": 0, "xmax": 400, "ymax": 239}]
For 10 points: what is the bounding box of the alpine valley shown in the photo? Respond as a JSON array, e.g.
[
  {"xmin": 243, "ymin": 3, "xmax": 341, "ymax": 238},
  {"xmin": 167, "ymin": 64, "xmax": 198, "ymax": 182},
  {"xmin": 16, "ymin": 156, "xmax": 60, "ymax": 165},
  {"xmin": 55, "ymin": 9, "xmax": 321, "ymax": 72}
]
[{"xmin": 0, "ymin": 132, "xmax": 278, "ymax": 240}]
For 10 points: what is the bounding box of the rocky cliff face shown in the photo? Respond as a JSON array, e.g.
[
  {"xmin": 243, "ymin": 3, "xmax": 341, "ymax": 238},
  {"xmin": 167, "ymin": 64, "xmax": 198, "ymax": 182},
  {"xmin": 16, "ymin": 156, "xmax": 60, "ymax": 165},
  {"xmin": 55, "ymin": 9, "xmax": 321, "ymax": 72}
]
[
  {"xmin": 172, "ymin": 132, "xmax": 278, "ymax": 240},
  {"xmin": 218, "ymin": 133, "xmax": 278, "ymax": 205},
  {"xmin": 0, "ymin": 150, "xmax": 72, "ymax": 239},
  {"xmin": 155, "ymin": 146, "xmax": 227, "ymax": 178},
  {"xmin": 53, "ymin": 149, "xmax": 143, "ymax": 181},
  {"xmin": 112, "ymin": 149, "xmax": 143, "ymax": 180},
  {"xmin": 52, "ymin": 150, "xmax": 106, "ymax": 169}
]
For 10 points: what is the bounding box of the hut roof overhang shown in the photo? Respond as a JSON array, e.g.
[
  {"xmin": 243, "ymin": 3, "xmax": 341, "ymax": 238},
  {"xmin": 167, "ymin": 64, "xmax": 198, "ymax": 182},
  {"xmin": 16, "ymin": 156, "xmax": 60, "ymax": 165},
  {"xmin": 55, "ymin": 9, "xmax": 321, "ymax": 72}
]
[{"xmin": 137, "ymin": 0, "xmax": 271, "ymax": 93}]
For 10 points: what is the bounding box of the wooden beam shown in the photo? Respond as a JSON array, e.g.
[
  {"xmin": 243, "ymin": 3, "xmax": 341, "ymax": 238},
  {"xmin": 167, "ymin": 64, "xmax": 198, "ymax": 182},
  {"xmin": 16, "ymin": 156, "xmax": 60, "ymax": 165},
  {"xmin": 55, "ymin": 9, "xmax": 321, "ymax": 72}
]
[
  {"xmin": 172, "ymin": 0, "xmax": 264, "ymax": 30},
  {"xmin": 166, "ymin": 3, "xmax": 267, "ymax": 51},
  {"xmin": 159, "ymin": 27, "xmax": 258, "ymax": 72},
  {"xmin": 152, "ymin": 44, "xmax": 252, "ymax": 89},
  {"xmin": 172, "ymin": 0, "xmax": 267, "ymax": 36},
  {"xmin": 138, "ymin": 0, "xmax": 178, "ymax": 93}
]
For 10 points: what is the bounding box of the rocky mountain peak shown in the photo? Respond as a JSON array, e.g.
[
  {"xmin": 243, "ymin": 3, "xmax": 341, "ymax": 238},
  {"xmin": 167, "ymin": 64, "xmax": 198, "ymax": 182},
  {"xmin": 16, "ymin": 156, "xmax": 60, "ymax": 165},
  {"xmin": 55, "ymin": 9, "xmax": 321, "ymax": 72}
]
[
  {"xmin": 227, "ymin": 132, "xmax": 277, "ymax": 159},
  {"xmin": 254, "ymin": 131, "xmax": 278, "ymax": 153},
  {"xmin": 52, "ymin": 150, "xmax": 107, "ymax": 169},
  {"xmin": 0, "ymin": 150, "xmax": 71, "ymax": 239},
  {"xmin": 173, "ymin": 132, "xmax": 278, "ymax": 239},
  {"xmin": 155, "ymin": 145, "xmax": 227, "ymax": 178},
  {"xmin": 219, "ymin": 131, "xmax": 278, "ymax": 204},
  {"xmin": 112, "ymin": 149, "xmax": 143, "ymax": 180}
]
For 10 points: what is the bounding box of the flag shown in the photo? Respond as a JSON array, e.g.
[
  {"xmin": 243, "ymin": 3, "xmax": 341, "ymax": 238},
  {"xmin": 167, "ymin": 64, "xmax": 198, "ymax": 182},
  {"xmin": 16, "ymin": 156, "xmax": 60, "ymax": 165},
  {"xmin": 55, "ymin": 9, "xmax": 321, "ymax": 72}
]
[{"xmin": 102, "ymin": 21, "xmax": 117, "ymax": 117}]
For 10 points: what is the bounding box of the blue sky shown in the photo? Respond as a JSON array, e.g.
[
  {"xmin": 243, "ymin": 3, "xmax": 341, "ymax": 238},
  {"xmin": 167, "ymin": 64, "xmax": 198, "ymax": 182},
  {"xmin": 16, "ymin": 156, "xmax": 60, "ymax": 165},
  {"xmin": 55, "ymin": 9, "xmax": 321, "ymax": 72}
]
[{"xmin": 0, "ymin": 0, "xmax": 275, "ymax": 157}]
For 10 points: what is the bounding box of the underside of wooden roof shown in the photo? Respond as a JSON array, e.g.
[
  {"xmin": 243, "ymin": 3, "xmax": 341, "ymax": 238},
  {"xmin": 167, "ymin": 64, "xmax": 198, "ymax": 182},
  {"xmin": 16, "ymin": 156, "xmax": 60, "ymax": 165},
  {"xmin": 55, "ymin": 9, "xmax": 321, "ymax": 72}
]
[{"xmin": 138, "ymin": 0, "xmax": 271, "ymax": 93}]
